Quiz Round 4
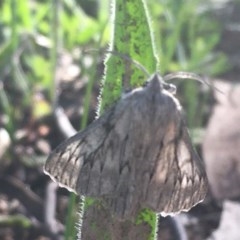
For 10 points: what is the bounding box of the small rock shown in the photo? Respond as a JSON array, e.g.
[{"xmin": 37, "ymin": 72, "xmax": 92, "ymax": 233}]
[
  {"xmin": 0, "ymin": 128, "xmax": 11, "ymax": 159},
  {"xmin": 203, "ymin": 80, "xmax": 240, "ymax": 200},
  {"xmin": 208, "ymin": 200, "xmax": 240, "ymax": 240}
]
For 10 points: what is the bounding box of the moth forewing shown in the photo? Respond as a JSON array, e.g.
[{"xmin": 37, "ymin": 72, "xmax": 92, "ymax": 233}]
[
  {"xmin": 44, "ymin": 105, "xmax": 119, "ymax": 194},
  {"xmin": 44, "ymin": 73, "xmax": 208, "ymax": 220}
]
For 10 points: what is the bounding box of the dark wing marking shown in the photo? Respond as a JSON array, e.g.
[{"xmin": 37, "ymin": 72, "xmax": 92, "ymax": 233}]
[
  {"xmin": 44, "ymin": 105, "xmax": 117, "ymax": 194},
  {"xmin": 44, "ymin": 98, "xmax": 131, "ymax": 197},
  {"xmin": 144, "ymin": 115, "xmax": 208, "ymax": 216}
]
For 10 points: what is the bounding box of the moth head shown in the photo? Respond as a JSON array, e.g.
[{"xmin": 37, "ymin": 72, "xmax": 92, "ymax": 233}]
[{"xmin": 147, "ymin": 73, "xmax": 177, "ymax": 95}]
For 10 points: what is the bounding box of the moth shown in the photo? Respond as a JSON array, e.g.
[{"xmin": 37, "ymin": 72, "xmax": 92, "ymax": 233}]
[{"xmin": 44, "ymin": 73, "xmax": 208, "ymax": 219}]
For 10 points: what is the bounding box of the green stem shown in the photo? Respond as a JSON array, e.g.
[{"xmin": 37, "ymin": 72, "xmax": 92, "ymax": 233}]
[
  {"xmin": 64, "ymin": 194, "xmax": 78, "ymax": 240},
  {"xmin": 50, "ymin": 0, "xmax": 62, "ymax": 102},
  {"xmin": 81, "ymin": 0, "xmax": 159, "ymax": 239},
  {"xmin": 49, "ymin": 1, "xmax": 78, "ymax": 239}
]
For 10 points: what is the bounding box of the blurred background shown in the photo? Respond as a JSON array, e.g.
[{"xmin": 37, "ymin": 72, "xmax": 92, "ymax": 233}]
[{"xmin": 0, "ymin": 0, "xmax": 240, "ymax": 239}]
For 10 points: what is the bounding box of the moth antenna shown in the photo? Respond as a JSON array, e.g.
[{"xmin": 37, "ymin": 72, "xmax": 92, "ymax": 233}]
[
  {"xmin": 163, "ymin": 71, "xmax": 224, "ymax": 94},
  {"xmin": 84, "ymin": 49, "xmax": 151, "ymax": 78}
]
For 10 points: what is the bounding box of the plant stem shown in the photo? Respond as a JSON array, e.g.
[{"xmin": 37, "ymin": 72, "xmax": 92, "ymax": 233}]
[{"xmin": 81, "ymin": 0, "xmax": 159, "ymax": 239}]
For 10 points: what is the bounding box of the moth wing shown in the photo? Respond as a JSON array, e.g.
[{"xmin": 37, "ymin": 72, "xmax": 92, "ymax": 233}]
[
  {"xmin": 145, "ymin": 117, "xmax": 208, "ymax": 215},
  {"xmin": 44, "ymin": 104, "xmax": 121, "ymax": 194},
  {"xmin": 44, "ymin": 121, "xmax": 102, "ymax": 193}
]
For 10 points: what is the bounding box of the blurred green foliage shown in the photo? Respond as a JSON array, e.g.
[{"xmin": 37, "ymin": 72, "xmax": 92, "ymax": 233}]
[
  {"xmin": 0, "ymin": 0, "xmax": 228, "ymax": 132},
  {"xmin": 0, "ymin": 1, "xmax": 229, "ymax": 239},
  {"xmin": 148, "ymin": 0, "xmax": 229, "ymax": 126},
  {"xmin": 0, "ymin": 0, "xmax": 109, "ymax": 133},
  {"xmin": 150, "ymin": 0, "xmax": 228, "ymax": 75}
]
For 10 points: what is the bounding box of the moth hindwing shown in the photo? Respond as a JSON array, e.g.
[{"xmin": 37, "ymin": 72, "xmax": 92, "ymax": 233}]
[{"xmin": 44, "ymin": 73, "xmax": 208, "ymax": 219}]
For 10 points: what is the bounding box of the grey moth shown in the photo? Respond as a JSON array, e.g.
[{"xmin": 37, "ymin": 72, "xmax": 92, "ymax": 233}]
[{"xmin": 44, "ymin": 73, "xmax": 208, "ymax": 219}]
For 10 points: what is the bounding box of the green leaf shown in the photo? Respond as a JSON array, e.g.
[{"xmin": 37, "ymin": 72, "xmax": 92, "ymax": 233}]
[
  {"xmin": 100, "ymin": 0, "xmax": 159, "ymax": 111},
  {"xmin": 95, "ymin": 0, "xmax": 159, "ymax": 239}
]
